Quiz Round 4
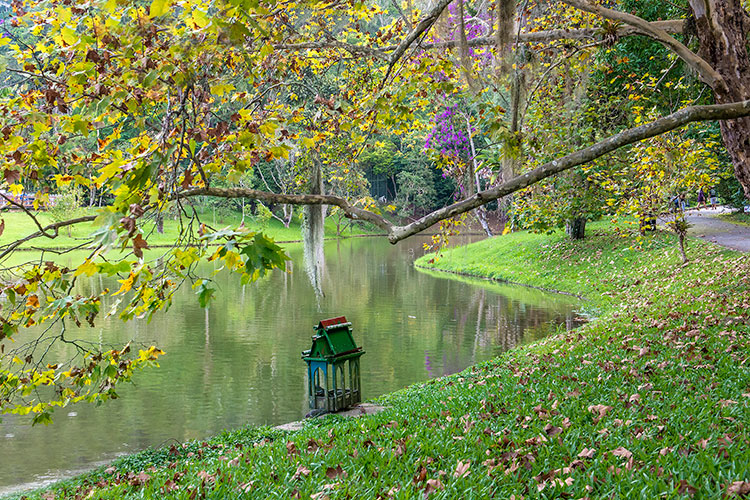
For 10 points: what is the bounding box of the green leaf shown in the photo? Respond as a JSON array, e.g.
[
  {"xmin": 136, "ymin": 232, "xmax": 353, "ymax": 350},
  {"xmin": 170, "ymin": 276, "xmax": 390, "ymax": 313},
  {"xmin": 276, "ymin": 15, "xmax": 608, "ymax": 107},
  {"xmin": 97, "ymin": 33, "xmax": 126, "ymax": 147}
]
[
  {"xmin": 32, "ymin": 412, "xmax": 53, "ymax": 426},
  {"xmin": 196, "ymin": 282, "xmax": 215, "ymax": 308}
]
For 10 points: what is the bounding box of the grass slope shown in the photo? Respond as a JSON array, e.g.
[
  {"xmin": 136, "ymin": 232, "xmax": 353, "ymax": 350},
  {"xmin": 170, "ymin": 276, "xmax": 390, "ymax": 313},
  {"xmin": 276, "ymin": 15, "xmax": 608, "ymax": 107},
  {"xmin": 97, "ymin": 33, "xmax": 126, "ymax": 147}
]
[{"xmin": 10, "ymin": 222, "xmax": 750, "ymax": 499}]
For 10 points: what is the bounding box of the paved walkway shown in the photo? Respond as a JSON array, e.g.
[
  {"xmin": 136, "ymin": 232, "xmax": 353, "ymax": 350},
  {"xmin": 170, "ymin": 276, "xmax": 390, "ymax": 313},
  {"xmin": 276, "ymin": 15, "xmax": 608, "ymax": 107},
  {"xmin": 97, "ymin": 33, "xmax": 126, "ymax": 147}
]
[{"xmin": 678, "ymin": 207, "xmax": 750, "ymax": 252}]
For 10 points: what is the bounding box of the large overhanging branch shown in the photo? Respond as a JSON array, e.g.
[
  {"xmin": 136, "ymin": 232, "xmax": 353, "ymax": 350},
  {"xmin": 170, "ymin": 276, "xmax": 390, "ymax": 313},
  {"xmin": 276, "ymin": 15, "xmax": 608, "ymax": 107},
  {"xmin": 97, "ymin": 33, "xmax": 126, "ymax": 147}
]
[
  {"xmin": 388, "ymin": 100, "xmax": 750, "ymax": 242},
  {"xmin": 180, "ymin": 101, "xmax": 750, "ymax": 244},
  {"xmin": 388, "ymin": 20, "xmax": 686, "ymax": 49},
  {"xmin": 559, "ymin": 0, "xmax": 726, "ymax": 91},
  {"xmin": 6, "ymin": 102, "xmax": 750, "ymax": 253}
]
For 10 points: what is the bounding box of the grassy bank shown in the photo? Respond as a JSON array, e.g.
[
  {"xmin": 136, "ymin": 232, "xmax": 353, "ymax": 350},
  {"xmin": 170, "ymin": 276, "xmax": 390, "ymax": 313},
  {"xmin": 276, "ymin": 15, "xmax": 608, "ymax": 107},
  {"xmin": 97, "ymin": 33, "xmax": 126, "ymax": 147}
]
[
  {"xmin": 718, "ymin": 211, "xmax": 750, "ymax": 227},
  {"xmin": 9, "ymin": 222, "xmax": 750, "ymax": 499}
]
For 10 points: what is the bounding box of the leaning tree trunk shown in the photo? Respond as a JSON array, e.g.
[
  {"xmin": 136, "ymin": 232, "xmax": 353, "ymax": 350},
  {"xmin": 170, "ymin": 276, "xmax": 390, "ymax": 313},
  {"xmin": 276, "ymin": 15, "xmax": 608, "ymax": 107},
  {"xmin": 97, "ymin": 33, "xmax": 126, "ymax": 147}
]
[{"xmin": 690, "ymin": 0, "xmax": 750, "ymax": 197}]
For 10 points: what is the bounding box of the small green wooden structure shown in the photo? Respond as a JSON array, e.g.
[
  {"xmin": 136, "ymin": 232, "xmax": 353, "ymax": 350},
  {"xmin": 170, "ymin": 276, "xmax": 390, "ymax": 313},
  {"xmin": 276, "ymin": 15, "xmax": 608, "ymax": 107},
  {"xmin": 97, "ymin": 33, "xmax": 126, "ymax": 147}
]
[{"xmin": 301, "ymin": 316, "xmax": 364, "ymax": 412}]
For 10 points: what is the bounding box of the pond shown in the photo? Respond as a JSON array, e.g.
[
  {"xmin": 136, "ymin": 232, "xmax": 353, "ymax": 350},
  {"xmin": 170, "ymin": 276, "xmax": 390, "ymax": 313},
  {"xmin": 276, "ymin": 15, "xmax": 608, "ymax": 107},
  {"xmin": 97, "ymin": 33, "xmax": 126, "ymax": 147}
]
[{"xmin": 0, "ymin": 235, "xmax": 581, "ymax": 495}]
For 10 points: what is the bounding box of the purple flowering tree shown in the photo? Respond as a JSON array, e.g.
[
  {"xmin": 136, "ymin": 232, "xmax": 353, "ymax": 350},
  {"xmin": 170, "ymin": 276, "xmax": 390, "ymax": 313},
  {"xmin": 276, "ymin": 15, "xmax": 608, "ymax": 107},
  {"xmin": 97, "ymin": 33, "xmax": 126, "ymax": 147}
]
[{"xmin": 425, "ymin": 101, "xmax": 493, "ymax": 236}]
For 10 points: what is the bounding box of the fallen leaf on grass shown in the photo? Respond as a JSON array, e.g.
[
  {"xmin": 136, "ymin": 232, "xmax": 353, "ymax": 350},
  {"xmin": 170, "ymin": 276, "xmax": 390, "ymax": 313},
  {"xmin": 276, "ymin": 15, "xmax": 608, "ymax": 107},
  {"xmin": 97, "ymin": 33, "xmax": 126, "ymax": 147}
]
[
  {"xmin": 544, "ymin": 424, "xmax": 563, "ymax": 436},
  {"xmin": 307, "ymin": 439, "xmax": 322, "ymax": 452},
  {"xmin": 611, "ymin": 447, "xmax": 632, "ymax": 459},
  {"xmin": 196, "ymin": 470, "xmax": 215, "ymax": 484},
  {"xmin": 286, "ymin": 441, "xmax": 298, "ymax": 456},
  {"xmin": 588, "ymin": 404, "xmax": 613, "ymax": 423},
  {"xmin": 293, "ymin": 465, "xmax": 311, "ymax": 480},
  {"xmin": 727, "ymin": 481, "xmax": 750, "ymax": 496},
  {"xmin": 413, "ymin": 465, "xmax": 427, "ymax": 484},
  {"xmin": 678, "ymin": 480, "xmax": 698, "ymax": 496},
  {"xmin": 423, "ymin": 478, "xmax": 444, "ymax": 497},
  {"xmin": 453, "ymin": 460, "xmax": 471, "ymax": 478},
  {"xmin": 163, "ymin": 480, "xmax": 179, "ymax": 493},
  {"xmin": 325, "ymin": 465, "xmax": 347, "ymax": 479},
  {"xmin": 578, "ymin": 448, "xmax": 596, "ymax": 459},
  {"xmin": 237, "ymin": 481, "xmax": 254, "ymax": 493}
]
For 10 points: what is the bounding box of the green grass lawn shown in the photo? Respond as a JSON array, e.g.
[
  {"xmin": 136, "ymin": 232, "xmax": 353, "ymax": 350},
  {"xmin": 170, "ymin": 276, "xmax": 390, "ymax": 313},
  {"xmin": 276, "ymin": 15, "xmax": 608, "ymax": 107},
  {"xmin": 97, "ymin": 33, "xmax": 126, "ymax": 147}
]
[
  {"xmin": 0, "ymin": 208, "xmax": 380, "ymax": 251},
  {"xmin": 7, "ymin": 221, "xmax": 750, "ymax": 499}
]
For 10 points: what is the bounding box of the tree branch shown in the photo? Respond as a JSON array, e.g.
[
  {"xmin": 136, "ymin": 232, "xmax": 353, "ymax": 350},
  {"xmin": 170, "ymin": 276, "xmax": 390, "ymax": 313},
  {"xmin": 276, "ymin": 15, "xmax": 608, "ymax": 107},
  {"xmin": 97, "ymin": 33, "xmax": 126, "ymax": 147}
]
[
  {"xmin": 381, "ymin": 0, "xmax": 454, "ymax": 86},
  {"xmin": 273, "ymin": 40, "xmax": 388, "ymax": 60},
  {"xmin": 177, "ymin": 187, "xmax": 395, "ymax": 233},
  {"xmin": 0, "ymin": 215, "xmax": 97, "ymax": 261},
  {"xmin": 283, "ymin": 20, "xmax": 686, "ymax": 57},
  {"xmin": 559, "ymin": 0, "xmax": 726, "ymax": 91},
  {"xmin": 388, "ymin": 99, "xmax": 750, "ymax": 242},
  {"xmin": 7, "ymin": 102, "xmax": 750, "ymax": 253},
  {"xmin": 0, "ymin": 193, "xmax": 53, "ymax": 238}
]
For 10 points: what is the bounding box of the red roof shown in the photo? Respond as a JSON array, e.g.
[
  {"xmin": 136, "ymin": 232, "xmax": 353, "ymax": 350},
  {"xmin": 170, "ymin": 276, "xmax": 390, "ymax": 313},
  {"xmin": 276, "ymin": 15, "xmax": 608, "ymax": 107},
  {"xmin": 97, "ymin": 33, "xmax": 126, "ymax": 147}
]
[{"xmin": 319, "ymin": 316, "xmax": 348, "ymax": 328}]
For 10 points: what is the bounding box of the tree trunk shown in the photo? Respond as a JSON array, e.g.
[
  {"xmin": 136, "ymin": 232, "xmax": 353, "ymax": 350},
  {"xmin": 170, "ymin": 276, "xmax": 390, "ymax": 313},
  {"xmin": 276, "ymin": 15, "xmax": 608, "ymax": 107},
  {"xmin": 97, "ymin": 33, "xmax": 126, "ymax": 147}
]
[
  {"xmin": 156, "ymin": 212, "xmax": 164, "ymax": 234},
  {"xmin": 565, "ymin": 217, "xmax": 586, "ymax": 240},
  {"xmin": 690, "ymin": 0, "xmax": 750, "ymax": 197},
  {"xmin": 678, "ymin": 232, "xmax": 688, "ymax": 264}
]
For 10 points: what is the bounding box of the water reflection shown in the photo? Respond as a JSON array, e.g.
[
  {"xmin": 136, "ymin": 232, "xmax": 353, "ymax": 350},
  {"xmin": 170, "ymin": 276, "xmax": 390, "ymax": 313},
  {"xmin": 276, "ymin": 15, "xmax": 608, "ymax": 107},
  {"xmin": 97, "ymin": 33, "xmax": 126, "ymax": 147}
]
[{"xmin": 0, "ymin": 236, "xmax": 580, "ymax": 494}]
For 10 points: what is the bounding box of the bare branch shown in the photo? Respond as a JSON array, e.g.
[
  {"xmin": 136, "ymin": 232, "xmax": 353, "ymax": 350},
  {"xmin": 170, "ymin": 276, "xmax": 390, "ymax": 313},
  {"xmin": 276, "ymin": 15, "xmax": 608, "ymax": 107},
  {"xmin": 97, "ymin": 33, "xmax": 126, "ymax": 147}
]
[
  {"xmin": 0, "ymin": 193, "xmax": 53, "ymax": 238},
  {"xmin": 273, "ymin": 40, "xmax": 388, "ymax": 60},
  {"xmin": 0, "ymin": 215, "xmax": 97, "ymax": 261}
]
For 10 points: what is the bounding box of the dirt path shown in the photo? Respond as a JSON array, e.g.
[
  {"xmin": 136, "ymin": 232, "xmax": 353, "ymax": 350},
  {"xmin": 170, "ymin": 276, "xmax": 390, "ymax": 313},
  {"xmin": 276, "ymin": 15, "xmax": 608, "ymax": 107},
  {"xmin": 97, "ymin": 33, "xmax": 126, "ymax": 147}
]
[{"xmin": 679, "ymin": 207, "xmax": 750, "ymax": 252}]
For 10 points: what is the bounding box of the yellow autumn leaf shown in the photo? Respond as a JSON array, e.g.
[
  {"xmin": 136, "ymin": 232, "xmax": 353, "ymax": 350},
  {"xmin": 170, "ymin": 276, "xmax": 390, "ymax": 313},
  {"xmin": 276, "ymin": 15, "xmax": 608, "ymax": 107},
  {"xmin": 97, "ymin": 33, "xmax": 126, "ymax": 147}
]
[
  {"xmin": 74, "ymin": 259, "xmax": 98, "ymax": 277},
  {"xmin": 60, "ymin": 26, "xmax": 77, "ymax": 45},
  {"xmin": 149, "ymin": 0, "xmax": 170, "ymax": 18},
  {"xmin": 114, "ymin": 273, "xmax": 136, "ymax": 295}
]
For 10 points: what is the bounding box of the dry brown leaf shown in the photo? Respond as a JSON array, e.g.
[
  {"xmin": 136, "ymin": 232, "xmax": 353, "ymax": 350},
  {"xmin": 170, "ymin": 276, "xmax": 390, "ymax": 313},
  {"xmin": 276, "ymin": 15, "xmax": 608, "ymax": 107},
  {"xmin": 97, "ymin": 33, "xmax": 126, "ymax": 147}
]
[
  {"xmin": 424, "ymin": 478, "xmax": 444, "ymax": 497},
  {"xmin": 578, "ymin": 448, "xmax": 596, "ymax": 459},
  {"xmin": 325, "ymin": 465, "xmax": 347, "ymax": 480},
  {"xmin": 293, "ymin": 465, "xmax": 311, "ymax": 480},
  {"xmin": 611, "ymin": 447, "xmax": 633, "ymax": 459},
  {"xmin": 286, "ymin": 441, "xmax": 298, "ymax": 456},
  {"xmin": 678, "ymin": 479, "xmax": 698, "ymax": 496},
  {"xmin": 238, "ymin": 481, "xmax": 254, "ymax": 493},
  {"xmin": 727, "ymin": 481, "xmax": 750, "ymax": 496},
  {"xmin": 454, "ymin": 460, "xmax": 471, "ymax": 478},
  {"xmin": 544, "ymin": 424, "xmax": 563, "ymax": 436},
  {"xmin": 196, "ymin": 470, "xmax": 214, "ymax": 484},
  {"xmin": 587, "ymin": 404, "xmax": 612, "ymax": 423}
]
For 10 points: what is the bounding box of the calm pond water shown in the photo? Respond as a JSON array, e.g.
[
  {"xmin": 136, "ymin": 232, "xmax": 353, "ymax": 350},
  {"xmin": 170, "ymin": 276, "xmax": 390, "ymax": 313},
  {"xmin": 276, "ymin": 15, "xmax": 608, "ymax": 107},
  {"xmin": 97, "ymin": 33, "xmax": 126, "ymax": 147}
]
[{"xmin": 0, "ymin": 236, "xmax": 580, "ymax": 494}]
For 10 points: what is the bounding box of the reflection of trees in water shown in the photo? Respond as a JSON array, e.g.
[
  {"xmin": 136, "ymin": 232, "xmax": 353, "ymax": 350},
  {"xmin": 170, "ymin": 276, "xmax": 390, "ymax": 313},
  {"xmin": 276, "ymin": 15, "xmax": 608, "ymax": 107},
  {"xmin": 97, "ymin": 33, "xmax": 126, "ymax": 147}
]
[
  {"xmin": 302, "ymin": 159, "xmax": 326, "ymax": 302},
  {"xmin": 1, "ymin": 238, "xmax": 582, "ymax": 491}
]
